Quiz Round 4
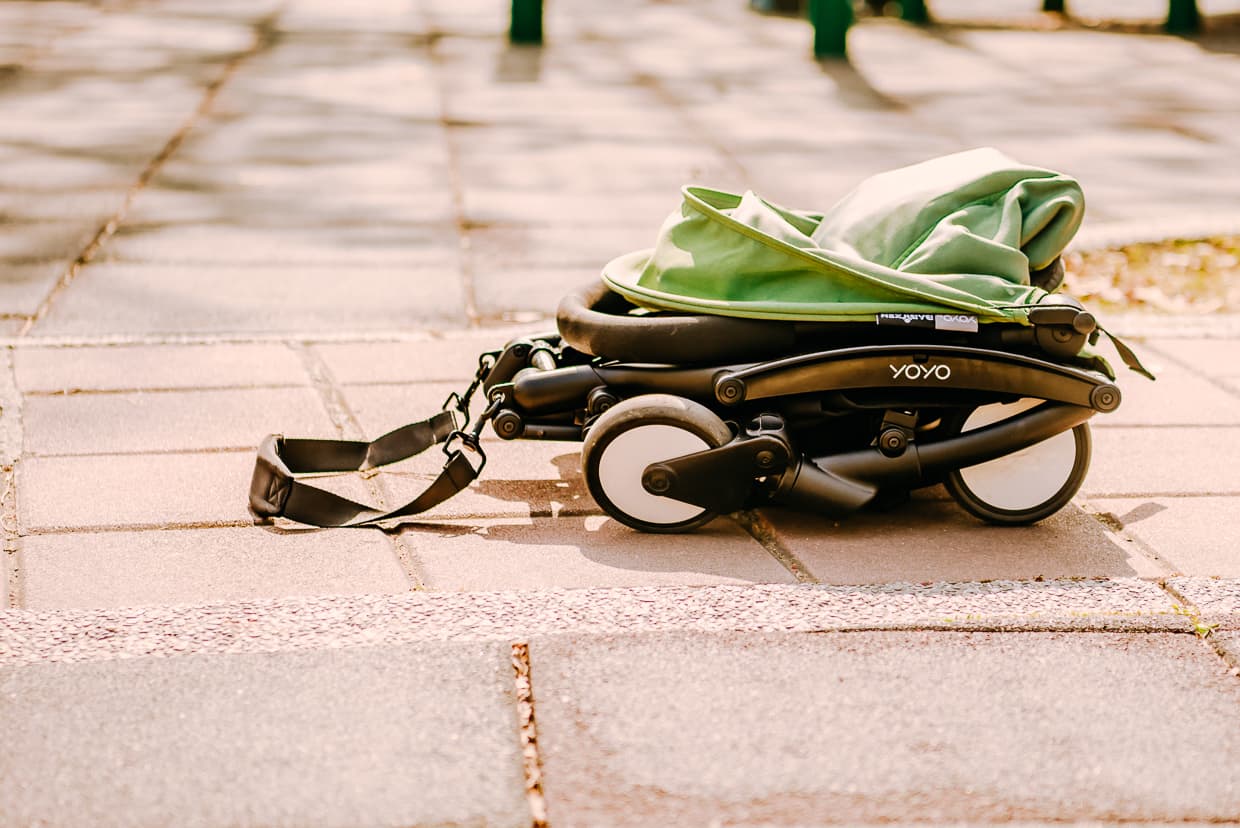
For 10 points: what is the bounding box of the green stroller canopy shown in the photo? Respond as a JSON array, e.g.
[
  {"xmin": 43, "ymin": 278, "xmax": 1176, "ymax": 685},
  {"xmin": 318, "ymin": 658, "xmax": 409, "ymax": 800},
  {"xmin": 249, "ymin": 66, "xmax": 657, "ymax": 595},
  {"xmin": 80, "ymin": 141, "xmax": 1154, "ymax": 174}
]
[{"xmin": 602, "ymin": 147, "xmax": 1085, "ymax": 324}]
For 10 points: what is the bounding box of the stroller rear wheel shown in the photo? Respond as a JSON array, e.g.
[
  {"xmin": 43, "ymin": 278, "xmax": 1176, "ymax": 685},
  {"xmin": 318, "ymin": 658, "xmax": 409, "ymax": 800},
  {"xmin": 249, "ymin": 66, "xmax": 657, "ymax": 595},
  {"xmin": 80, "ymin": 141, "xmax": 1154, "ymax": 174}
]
[
  {"xmin": 582, "ymin": 394, "xmax": 733, "ymax": 533},
  {"xmin": 944, "ymin": 399, "xmax": 1091, "ymax": 525}
]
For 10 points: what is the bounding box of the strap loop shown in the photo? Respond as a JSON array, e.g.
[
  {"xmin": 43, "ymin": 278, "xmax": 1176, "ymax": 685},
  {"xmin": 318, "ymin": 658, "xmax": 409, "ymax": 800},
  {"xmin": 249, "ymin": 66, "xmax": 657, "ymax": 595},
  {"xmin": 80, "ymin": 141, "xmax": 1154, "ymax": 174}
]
[{"xmin": 249, "ymin": 357, "xmax": 499, "ymax": 527}]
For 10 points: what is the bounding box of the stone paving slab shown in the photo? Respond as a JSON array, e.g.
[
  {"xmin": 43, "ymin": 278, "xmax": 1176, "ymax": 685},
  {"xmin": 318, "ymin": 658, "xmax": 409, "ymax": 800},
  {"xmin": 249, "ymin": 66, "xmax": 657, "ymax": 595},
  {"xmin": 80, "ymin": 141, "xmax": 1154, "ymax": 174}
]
[
  {"xmin": 1091, "ymin": 497, "xmax": 1240, "ymax": 577},
  {"xmin": 755, "ymin": 500, "xmax": 1164, "ymax": 584},
  {"xmin": 1167, "ymin": 577, "xmax": 1240, "ymax": 627},
  {"xmin": 401, "ymin": 515, "xmax": 796, "ymax": 591},
  {"xmin": 1084, "ymin": 427, "xmax": 1240, "ymax": 497},
  {"xmin": 312, "ymin": 333, "xmax": 517, "ymax": 385},
  {"xmin": 1097, "ymin": 363, "xmax": 1240, "ymax": 426},
  {"xmin": 0, "ymin": 642, "xmax": 529, "ymax": 828},
  {"xmin": 0, "ymin": 261, "xmax": 63, "ymax": 316},
  {"xmin": 0, "ymin": 579, "xmax": 1187, "ymax": 666},
  {"xmin": 0, "ymin": 220, "xmax": 100, "ymax": 262},
  {"xmin": 18, "ymin": 451, "xmax": 257, "ymax": 532},
  {"xmin": 29, "ymin": 263, "xmax": 468, "ymax": 337},
  {"xmin": 1146, "ymin": 338, "xmax": 1240, "ymax": 379},
  {"xmin": 13, "ymin": 343, "xmax": 309, "ymax": 393},
  {"xmin": 22, "ymin": 387, "xmax": 333, "ymax": 456},
  {"xmin": 530, "ymin": 630, "xmax": 1240, "ymax": 825},
  {"xmin": 18, "ymin": 527, "xmax": 409, "ymax": 610}
]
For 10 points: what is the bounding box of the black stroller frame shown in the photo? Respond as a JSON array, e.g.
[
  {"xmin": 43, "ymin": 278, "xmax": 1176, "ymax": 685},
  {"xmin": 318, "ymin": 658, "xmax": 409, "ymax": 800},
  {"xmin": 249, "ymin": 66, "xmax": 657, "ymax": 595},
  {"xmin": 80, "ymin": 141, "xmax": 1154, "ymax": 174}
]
[{"xmin": 250, "ymin": 274, "xmax": 1134, "ymax": 533}]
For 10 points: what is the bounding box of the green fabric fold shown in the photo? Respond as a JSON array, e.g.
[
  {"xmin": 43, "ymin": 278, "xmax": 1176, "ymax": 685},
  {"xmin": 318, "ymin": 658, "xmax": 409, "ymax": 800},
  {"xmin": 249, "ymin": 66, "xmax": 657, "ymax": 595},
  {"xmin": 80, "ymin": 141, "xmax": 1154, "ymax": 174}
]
[{"xmin": 602, "ymin": 147, "xmax": 1086, "ymax": 324}]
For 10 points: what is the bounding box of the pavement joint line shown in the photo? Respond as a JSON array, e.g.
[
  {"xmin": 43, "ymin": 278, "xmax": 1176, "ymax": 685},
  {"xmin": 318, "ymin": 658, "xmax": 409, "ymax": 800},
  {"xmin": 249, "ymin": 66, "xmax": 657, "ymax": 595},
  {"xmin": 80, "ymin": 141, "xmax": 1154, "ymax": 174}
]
[
  {"xmin": 0, "ymin": 579, "xmax": 1190, "ymax": 666},
  {"xmin": 511, "ymin": 641, "xmax": 549, "ymax": 828},
  {"xmin": 25, "ymin": 446, "xmax": 260, "ymax": 460},
  {"xmin": 16, "ymin": 10, "xmax": 286, "ymax": 339},
  {"xmin": 291, "ymin": 342, "xmax": 428, "ymax": 589},
  {"xmin": 0, "ymin": 323, "xmax": 547, "ymax": 350},
  {"xmin": 1, "ymin": 349, "xmax": 23, "ymax": 608},
  {"xmin": 732, "ymin": 509, "xmax": 819, "ymax": 584},
  {"xmin": 1158, "ymin": 579, "xmax": 1240, "ymax": 677},
  {"xmin": 21, "ymin": 383, "xmax": 310, "ymax": 398},
  {"xmin": 1083, "ymin": 490, "xmax": 1240, "ymax": 499},
  {"xmin": 3, "ymin": 467, "xmax": 19, "ymax": 610},
  {"xmin": 21, "ymin": 520, "xmax": 255, "ymax": 537},
  {"xmin": 420, "ymin": 1, "xmax": 481, "ymax": 328}
]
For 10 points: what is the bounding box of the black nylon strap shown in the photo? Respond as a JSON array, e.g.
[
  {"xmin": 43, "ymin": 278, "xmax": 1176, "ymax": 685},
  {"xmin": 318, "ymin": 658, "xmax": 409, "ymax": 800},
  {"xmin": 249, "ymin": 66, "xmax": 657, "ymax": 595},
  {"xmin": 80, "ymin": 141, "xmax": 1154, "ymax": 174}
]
[{"xmin": 249, "ymin": 410, "xmax": 483, "ymax": 528}]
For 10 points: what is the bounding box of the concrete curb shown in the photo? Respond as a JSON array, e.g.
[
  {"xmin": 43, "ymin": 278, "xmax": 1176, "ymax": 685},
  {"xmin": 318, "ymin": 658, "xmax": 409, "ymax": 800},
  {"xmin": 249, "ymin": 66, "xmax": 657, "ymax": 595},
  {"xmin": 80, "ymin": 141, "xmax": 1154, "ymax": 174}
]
[{"xmin": 0, "ymin": 578, "xmax": 1203, "ymax": 665}]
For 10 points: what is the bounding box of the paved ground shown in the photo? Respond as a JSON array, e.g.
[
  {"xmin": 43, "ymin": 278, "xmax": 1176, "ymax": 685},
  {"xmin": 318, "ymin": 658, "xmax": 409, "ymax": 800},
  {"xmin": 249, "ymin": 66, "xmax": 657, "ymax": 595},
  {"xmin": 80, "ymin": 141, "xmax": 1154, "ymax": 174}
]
[{"xmin": 3, "ymin": 0, "xmax": 1240, "ymax": 824}]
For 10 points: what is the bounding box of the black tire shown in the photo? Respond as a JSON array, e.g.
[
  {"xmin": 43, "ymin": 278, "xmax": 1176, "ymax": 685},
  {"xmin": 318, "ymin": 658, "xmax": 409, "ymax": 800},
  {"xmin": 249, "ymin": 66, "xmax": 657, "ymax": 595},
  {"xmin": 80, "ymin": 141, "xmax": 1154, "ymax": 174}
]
[
  {"xmin": 944, "ymin": 406, "xmax": 1091, "ymax": 526},
  {"xmin": 581, "ymin": 394, "xmax": 733, "ymax": 533}
]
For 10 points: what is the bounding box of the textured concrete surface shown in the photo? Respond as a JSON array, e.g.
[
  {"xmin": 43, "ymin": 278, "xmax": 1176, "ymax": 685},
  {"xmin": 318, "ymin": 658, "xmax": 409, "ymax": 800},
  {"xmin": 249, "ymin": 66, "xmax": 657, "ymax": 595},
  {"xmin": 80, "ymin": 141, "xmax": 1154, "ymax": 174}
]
[
  {"xmin": 531, "ymin": 631, "xmax": 1240, "ymax": 824},
  {"xmin": 756, "ymin": 500, "xmax": 1164, "ymax": 584},
  {"xmin": 1091, "ymin": 497, "xmax": 1240, "ymax": 576},
  {"xmin": 1085, "ymin": 427, "xmax": 1240, "ymax": 496},
  {"xmin": 18, "ymin": 527, "xmax": 409, "ymax": 609},
  {"xmin": 403, "ymin": 515, "xmax": 798, "ymax": 590},
  {"xmin": 13, "ymin": 343, "xmax": 309, "ymax": 392},
  {"xmin": 0, "ymin": 642, "xmax": 530, "ymax": 828},
  {"xmin": 22, "ymin": 387, "xmax": 333, "ymax": 456},
  {"xmin": 18, "ymin": 451, "xmax": 259, "ymax": 531}
]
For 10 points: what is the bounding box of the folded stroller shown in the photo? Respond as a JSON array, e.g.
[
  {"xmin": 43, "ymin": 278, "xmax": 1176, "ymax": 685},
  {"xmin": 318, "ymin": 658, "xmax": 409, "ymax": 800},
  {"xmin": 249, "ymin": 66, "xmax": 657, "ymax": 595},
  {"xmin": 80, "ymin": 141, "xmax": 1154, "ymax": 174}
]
[{"xmin": 250, "ymin": 148, "xmax": 1152, "ymax": 532}]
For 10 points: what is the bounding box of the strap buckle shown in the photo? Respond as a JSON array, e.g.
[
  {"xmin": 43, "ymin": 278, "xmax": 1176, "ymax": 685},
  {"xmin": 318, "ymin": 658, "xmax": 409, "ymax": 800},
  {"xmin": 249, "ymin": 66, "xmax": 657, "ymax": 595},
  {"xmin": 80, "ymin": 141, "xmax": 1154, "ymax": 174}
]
[{"xmin": 442, "ymin": 351, "xmax": 500, "ymax": 428}]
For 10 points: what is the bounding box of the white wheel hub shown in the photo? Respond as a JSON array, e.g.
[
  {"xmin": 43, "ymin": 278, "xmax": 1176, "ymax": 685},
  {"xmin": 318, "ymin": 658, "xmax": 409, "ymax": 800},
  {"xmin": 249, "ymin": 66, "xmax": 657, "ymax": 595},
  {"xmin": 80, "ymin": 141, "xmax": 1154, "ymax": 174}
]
[
  {"xmin": 596, "ymin": 424, "xmax": 710, "ymax": 525},
  {"xmin": 955, "ymin": 399, "xmax": 1078, "ymax": 511}
]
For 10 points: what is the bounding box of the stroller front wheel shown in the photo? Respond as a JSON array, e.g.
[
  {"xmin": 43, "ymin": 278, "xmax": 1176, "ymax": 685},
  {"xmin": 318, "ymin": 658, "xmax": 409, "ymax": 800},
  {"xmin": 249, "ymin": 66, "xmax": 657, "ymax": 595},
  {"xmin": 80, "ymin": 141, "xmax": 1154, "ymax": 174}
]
[
  {"xmin": 944, "ymin": 400, "xmax": 1092, "ymax": 526},
  {"xmin": 582, "ymin": 394, "xmax": 733, "ymax": 533}
]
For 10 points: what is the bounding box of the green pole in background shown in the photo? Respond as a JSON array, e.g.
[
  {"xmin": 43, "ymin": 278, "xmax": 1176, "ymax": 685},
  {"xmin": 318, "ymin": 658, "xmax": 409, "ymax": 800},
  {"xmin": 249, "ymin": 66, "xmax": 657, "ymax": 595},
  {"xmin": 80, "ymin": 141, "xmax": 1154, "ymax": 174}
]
[
  {"xmin": 809, "ymin": 0, "xmax": 852, "ymax": 59},
  {"xmin": 1166, "ymin": 0, "xmax": 1201, "ymax": 32},
  {"xmin": 510, "ymin": 0, "xmax": 543, "ymax": 45},
  {"xmin": 900, "ymin": 0, "xmax": 930, "ymax": 24},
  {"xmin": 1042, "ymin": 0, "xmax": 1066, "ymax": 13}
]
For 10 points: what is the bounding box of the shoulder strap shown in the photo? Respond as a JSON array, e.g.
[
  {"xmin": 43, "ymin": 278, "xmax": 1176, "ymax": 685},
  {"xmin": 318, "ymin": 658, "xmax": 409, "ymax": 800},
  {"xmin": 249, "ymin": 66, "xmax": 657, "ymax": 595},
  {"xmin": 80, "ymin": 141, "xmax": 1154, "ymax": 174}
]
[{"xmin": 249, "ymin": 410, "xmax": 486, "ymax": 527}]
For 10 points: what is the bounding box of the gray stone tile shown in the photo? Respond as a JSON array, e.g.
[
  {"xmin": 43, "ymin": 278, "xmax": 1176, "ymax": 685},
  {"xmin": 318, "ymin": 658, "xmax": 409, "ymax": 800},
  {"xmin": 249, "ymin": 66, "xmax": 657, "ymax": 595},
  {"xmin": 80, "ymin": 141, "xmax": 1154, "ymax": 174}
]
[
  {"xmin": 760, "ymin": 499, "xmax": 1163, "ymax": 583},
  {"xmin": 532, "ymin": 631, "xmax": 1240, "ymax": 824},
  {"xmin": 0, "ymin": 643, "xmax": 529, "ymax": 827},
  {"xmin": 402, "ymin": 515, "xmax": 795, "ymax": 591},
  {"xmin": 472, "ymin": 267, "xmax": 594, "ymax": 321},
  {"xmin": 0, "ymin": 261, "xmax": 61, "ymax": 316},
  {"xmin": 29, "ymin": 263, "xmax": 468, "ymax": 337},
  {"xmin": 19, "ymin": 526, "xmax": 409, "ymax": 609},
  {"xmin": 103, "ymin": 222, "xmax": 456, "ymax": 267},
  {"xmin": 1084, "ymin": 426, "xmax": 1240, "ymax": 497},
  {"xmin": 0, "ymin": 190, "xmax": 122, "ymax": 222},
  {"xmin": 18, "ymin": 452, "xmax": 259, "ymax": 532},
  {"xmin": 1147, "ymin": 338, "xmax": 1240, "ymax": 379},
  {"xmin": 1090, "ymin": 497, "xmax": 1240, "ymax": 577},
  {"xmin": 14, "ymin": 343, "xmax": 309, "ymax": 393},
  {"xmin": 0, "ymin": 220, "xmax": 97, "ymax": 262},
  {"xmin": 314, "ymin": 333, "xmax": 521, "ymax": 385},
  {"xmin": 1099, "ymin": 363, "xmax": 1240, "ymax": 426},
  {"xmin": 22, "ymin": 387, "xmax": 333, "ymax": 456}
]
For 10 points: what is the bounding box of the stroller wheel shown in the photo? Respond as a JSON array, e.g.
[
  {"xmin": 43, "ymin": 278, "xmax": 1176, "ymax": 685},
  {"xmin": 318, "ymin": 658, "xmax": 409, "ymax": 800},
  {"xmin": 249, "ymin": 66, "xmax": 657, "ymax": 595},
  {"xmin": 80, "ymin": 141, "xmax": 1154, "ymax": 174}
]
[
  {"xmin": 944, "ymin": 399, "xmax": 1091, "ymax": 525},
  {"xmin": 582, "ymin": 394, "xmax": 733, "ymax": 533}
]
